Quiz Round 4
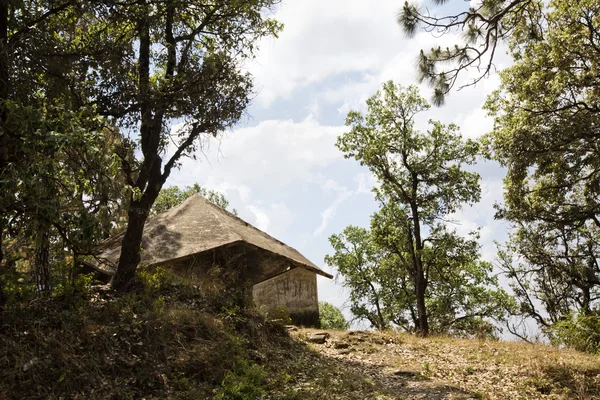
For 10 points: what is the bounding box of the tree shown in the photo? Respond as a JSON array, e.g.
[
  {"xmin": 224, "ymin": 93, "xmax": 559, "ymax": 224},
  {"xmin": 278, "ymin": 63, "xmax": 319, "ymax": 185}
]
[
  {"xmin": 326, "ymin": 222, "xmax": 514, "ymax": 337},
  {"xmin": 335, "ymin": 81, "xmax": 502, "ymax": 336},
  {"xmin": 325, "ymin": 226, "xmax": 394, "ymax": 330},
  {"xmin": 499, "ymin": 220, "xmax": 599, "ymax": 325},
  {"xmin": 484, "ymin": 0, "xmax": 600, "ymax": 231},
  {"xmin": 318, "ymin": 302, "xmax": 349, "ymax": 331},
  {"xmin": 151, "ymin": 183, "xmax": 236, "ymax": 216},
  {"xmin": 482, "ymin": 0, "xmax": 600, "ymax": 345},
  {"xmin": 47, "ymin": 1, "xmax": 283, "ymax": 291},
  {"xmin": 397, "ymin": 0, "xmax": 543, "ymax": 104},
  {"xmin": 0, "ymin": 1, "xmax": 128, "ymax": 299}
]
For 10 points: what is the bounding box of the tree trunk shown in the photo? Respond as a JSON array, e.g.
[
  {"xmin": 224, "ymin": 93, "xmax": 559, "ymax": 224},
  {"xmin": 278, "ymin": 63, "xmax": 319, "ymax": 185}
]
[
  {"xmin": 111, "ymin": 5, "xmax": 157, "ymax": 292},
  {"xmin": 0, "ymin": 0, "xmax": 9, "ymax": 310},
  {"xmin": 410, "ymin": 196, "xmax": 429, "ymax": 336},
  {"xmin": 415, "ymin": 273, "xmax": 429, "ymax": 336},
  {"xmin": 0, "ymin": 221, "xmax": 6, "ymax": 310},
  {"xmin": 110, "ymin": 201, "xmax": 149, "ymax": 291},
  {"xmin": 111, "ymin": 169, "xmax": 164, "ymax": 291},
  {"xmin": 34, "ymin": 226, "xmax": 51, "ymax": 292}
]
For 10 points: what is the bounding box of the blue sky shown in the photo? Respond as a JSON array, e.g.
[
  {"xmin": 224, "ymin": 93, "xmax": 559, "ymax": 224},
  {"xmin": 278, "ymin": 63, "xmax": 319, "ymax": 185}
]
[{"xmin": 165, "ymin": 0, "xmax": 515, "ymax": 326}]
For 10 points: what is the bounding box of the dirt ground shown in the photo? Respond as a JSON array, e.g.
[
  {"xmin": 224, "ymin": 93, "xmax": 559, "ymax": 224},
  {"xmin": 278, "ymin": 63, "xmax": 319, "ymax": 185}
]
[{"xmin": 266, "ymin": 328, "xmax": 600, "ymax": 400}]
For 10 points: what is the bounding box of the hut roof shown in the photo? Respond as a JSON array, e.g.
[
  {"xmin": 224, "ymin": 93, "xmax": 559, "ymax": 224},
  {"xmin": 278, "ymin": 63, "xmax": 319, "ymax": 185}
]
[{"xmin": 91, "ymin": 194, "xmax": 332, "ymax": 279}]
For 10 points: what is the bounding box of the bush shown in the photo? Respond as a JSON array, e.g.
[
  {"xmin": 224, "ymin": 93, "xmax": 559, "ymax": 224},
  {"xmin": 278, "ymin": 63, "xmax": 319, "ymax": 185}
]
[
  {"xmin": 550, "ymin": 313, "xmax": 600, "ymax": 354},
  {"xmin": 214, "ymin": 358, "xmax": 267, "ymax": 400},
  {"xmin": 319, "ymin": 301, "xmax": 349, "ymax": 330}
]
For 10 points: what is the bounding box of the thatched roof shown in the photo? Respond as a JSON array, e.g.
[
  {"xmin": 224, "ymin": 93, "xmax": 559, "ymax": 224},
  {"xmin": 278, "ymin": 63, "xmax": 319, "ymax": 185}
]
[{"xmin": 91, "ymin": 194, "xmax": 332, "ymax": 279}]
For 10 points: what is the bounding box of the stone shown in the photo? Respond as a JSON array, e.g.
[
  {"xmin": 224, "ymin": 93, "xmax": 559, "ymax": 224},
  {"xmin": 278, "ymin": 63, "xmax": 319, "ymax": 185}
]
[
  {"xmin": 393, "ymin": 370, "xmax": 419, "ymax": 378},
  {"xmin": 333, "ymin": 342, "xmax": 350, "ymax": 349},
  {"xmin": 308, "ymin": 332, "xmax": 330, "ymax": 344}
]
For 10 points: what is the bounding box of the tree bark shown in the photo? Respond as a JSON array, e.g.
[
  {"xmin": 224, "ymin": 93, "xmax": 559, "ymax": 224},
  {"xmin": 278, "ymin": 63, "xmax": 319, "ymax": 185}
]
[
  {"xmin": 110, "ymin": 202, "xmax": 148, "ymax": 291},
  {"xmin": 0, "ymin": 0, "xmax": 9, "ymax": 310},
  {"xmin": 111, "ymin": 4, "xmax": 157, "ymax": 292},
  {"xmin": 34, "ymin": 225, "xmax": 51, "ymax": 292},
  {"xmin": 0, "ymin": 221, "xmax": 6, "ymax": 310},
  {"xmin": 410, "ymin": 194, "xmax": 429, "ymax": 336},
  {"xmin": 414, "ymin": 273, "xmax": 429, "ymax": 335}
]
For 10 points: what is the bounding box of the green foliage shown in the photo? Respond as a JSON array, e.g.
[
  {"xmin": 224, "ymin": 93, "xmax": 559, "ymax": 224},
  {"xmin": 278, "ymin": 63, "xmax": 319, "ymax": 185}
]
[
  {"xmin": 215, "ymin": 358, "xmax": 267, "ymax": 400},
  {"xmin": 484, "ymin": 0, "xmax": 600, "ymax": 345},
  {"xmin": 138, "ymin": 267, "xmax": 175, "ymax": 294},
  {"xmin": 332, "ymin": 81, "xmax": 512, "ymax": 336},
  {"xmin": 397, "ymin": 0, "xmax": 543, "ymax": 104},
  {"xmin": 319, "ymin": 302, "xmax": 349, "ymax": 330},
  {"xmin": 485, "ymin": 0, "xmax": 600, "ymax": 231},
  {"xmin": 325, "ymin": 226, "xmax": 391, "ymax": 330},
  {"xmin": 550, "ymin": 313, "xmax": 600, "ymax": 355},
  {"xmin": 151, "ymin": 183, "xmax": 237, "ymax": 215},
  {"xmin": 0, "ymin": 0, "xmax": 283, "ymax": 292},
  {"xmin": 327, "ymin": 225, "xmax": 515, "ymax": 337},
  {"xmin": 265, "ymin": 307, "xmax": 292, "ymax": 325}
]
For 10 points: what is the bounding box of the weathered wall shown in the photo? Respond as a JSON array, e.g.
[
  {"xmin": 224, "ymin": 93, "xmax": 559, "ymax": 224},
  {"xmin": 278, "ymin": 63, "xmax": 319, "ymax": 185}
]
[{"xmin": 252, "ymin": 267, "xmax": 320, "ymax": 327}]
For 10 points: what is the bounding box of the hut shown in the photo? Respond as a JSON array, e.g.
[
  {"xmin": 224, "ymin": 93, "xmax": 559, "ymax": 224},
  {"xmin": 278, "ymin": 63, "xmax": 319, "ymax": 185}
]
[{"xmin": 90, "ymin": 194, "xmax": 332, "ymax": 326}]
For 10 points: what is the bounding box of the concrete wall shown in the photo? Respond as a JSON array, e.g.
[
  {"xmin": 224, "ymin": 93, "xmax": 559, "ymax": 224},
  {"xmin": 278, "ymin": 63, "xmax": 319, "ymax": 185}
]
[{"xmin": 252, "ymin": 267, "xmax": 320, "ymax": 327}]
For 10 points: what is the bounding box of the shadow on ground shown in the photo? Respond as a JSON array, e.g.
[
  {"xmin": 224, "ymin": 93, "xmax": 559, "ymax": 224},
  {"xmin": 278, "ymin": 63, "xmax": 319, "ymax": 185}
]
[{"xmin": 268, "ymin": 337, "xmax": 476, "ymax": 400}]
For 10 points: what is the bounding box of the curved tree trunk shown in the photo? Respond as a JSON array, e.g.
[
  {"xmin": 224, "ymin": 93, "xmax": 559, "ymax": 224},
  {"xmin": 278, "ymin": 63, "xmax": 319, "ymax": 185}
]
[{"xmin": 110, "ymin": 203, "xmax": 148, "ymax": 291}]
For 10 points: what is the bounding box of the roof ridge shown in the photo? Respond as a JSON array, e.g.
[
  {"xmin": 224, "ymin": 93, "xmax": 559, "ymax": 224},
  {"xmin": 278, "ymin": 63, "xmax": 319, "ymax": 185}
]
[
  {"xmin": 88, "ymin": 192, "xmax": 333, "ymax": 279},
  {"xmin": 193, "ymin": 194, "xmax": 294, "ymax": 251}
]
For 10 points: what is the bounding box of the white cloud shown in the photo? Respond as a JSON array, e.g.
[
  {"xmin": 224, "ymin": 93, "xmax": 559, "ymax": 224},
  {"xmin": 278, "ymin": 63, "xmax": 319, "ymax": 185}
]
[
  {"xmin": 246, "ymin": 205, "xmax": 271, "ymax": 232},
  {"xmin": 248, "ymin": 0, "xmax": 417, "ymax": 107},
  {"xmin": 170, "ymin": 115, "xmax": 345, "ymax": 192},
  {"xmin": 162, "ymin": 0, "xmax": 517, "ymax": 334},
  {"xmin": 314, "ymin": 185, "xmax": 352, "ymax": 237},
  {"xmin": 245, "ymin": 202, "xmax": 295, "ymax": 237}
]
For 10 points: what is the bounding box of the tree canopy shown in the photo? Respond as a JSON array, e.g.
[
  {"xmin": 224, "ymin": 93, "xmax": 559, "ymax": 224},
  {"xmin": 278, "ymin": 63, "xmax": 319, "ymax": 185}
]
[
  {"xmin": 151, "ymin": 183, "xmax": 236, "ymax": 216},
  {"xmin": 483, "ymin": 0, "xmax": 600, "ymax": 345},
  {"xmin": 331, "ymin": 81, "xmax": 513, "ymax": 336},
  {"xmin": 398, "ymin": 0, "xmax": 544, "ymax": 104},
  {"xmin": 0, "ymin": 0, "xmax": 283, "ymax": 298},
  {"xmin": 318, "ymin": 302, "xmax": 349, "ymax": 331}
]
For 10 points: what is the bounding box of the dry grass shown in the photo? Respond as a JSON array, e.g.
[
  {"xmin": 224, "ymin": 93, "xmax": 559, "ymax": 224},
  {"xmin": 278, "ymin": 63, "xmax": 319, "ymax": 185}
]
[
  {"xmin": 1, "ymin": 283, "xmax": 597, "ymax": 400},
  {"xmin": 283, "ymin": 328, "xmax": 600, "ymax": 400},
  {"xmin": 0, "ymin": 284, "xmax": 290, "ymax": 399}
]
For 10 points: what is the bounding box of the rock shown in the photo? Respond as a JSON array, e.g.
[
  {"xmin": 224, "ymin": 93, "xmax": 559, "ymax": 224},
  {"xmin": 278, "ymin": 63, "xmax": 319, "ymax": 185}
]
[
  {"xmin": 308, "ymin": 332, "xmax": 330, "ymax": 344},
  {"xmin": 393, "ymin": 370, "xmax": 419, "ymax": 378},
  {"xmin": 333, "ymin": 342, "xmax": 350, "ymax": 349}
]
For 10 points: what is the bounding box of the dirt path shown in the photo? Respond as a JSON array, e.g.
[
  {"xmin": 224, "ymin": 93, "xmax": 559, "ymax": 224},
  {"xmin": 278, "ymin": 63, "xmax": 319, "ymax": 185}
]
[
  {"xmin": 270, "ymin": 328, "xmax": 600, "ymax": 400},
  {"xmin": 292, "ymin": 329, "xmax": 474, "ymax": 400}
]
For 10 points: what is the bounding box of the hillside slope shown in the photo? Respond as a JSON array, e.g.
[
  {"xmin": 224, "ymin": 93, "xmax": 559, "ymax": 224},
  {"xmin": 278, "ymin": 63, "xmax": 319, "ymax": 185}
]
[
  {"xmin": 1, "ymin": 283, "xmax": 598, "ymax": 399},
  {"xmin": 275, "ymin": 328, "xmax": 600, "ymax": 400}
]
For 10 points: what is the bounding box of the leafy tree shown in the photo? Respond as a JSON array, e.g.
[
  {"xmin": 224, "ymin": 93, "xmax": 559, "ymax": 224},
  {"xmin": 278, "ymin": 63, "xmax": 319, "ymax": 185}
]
[
  {"xmin": 318, "ymin": 302, "xmax": 349, "ymax": 331},
  {"xmin": 484, "ymin": 0, "xmax": 600, "ymax": 231},
  {"xmin": 325, "ymin": 226, "xmax": 393, "ymax": 330},
  {"xmin": 327, "ymin": 223, "xmax": 514, "ymax": 337},
  {"xmin": 0, "ymin": 1, "xmax": 128, "ymax": 300},
  {"xmin": 482, "ymin": 0, "xmax": 600, "ymax": 347},
  {"xmin": 334, "ymin": 81, "xmax": 512, "ymax": 336},
  {"xmin": 550, "ymin": 313, "xmax": 600, "ymax": 354},
  {"xmin": 151, "ymin": 183, "xmax": 237, "ymax": 216},
  {"xmin": 40, "ymin": 1, "xmax": 283, "ymax": 291},
  {"xmin": 397, "ymin": 0, "xmax": 543, "ymax": 104}
]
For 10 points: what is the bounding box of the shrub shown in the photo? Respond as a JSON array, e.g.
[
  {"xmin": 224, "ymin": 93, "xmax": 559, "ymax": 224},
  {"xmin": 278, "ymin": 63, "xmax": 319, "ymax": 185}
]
[
  {"xmin": 550, "ymin": 313, "xmax": 600, "ymax": 354},
  {"xmin": 214, "ymin": 358, "xmax": 267, "ymax": 400},
  {"xmin": 319, "ymin": 301, "xmax": 349, "ymax": 330}
]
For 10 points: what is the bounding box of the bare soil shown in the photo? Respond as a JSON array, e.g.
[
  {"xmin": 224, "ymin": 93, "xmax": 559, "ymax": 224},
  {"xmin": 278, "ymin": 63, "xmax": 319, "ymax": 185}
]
[{"xmin": 265, "ymin": 328, "xmax": 600, "ymax": 400}]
